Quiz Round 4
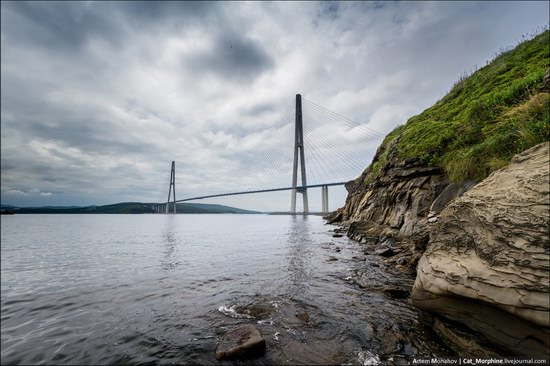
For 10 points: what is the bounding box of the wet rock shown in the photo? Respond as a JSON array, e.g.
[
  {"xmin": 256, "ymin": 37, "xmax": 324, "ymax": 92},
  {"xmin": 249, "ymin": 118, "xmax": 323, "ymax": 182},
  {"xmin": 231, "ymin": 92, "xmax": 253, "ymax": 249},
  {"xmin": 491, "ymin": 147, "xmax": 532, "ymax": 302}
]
[
  {"xmin": 433, "ymin": 317, "xmax": 502, "ymax": 358},
  {"xmin": 412, "ymin": 142, "xmax": 550, "ymax": 357},
  {"xmin": 216, "ymin": 324, "xmax": 266, "ymax": 360},
  {"xmin": 382, "ymin": 287, "xmax": 410, "ymax": 299},
  {"xmin": 235, "ymin": 303, "xmax": 274, "ymax": 320},
  {"xmin": 334, "ymin": 247, "xmax": 341, "ymax": 252},
  {"xmin": 380, "ymin": 237, "xmax": 395, "ymax": 248},
  {"xmin": 332, "ymin": 233, "xmax": 344, "ymax": 238},
  {"xmin": 395, "ymin": 256, "xmax": 409, "ymax": 266},
  {"xmin": 363, "ymin": 247, "xmax": 375, "ymax": 255},
  {"xmin": 296, "ymin": 311, "xmax": 310, "ymax": 323},
  {"xmin": 327, "ymin": 256, "xmax": 338, "ymax": 262},
  {"xmin": 374, "ymin": 247, "xmax": 394, "ymax": 257},
  {"xmin": 277, "ymin": 338, "xmax": 337, "ymax": 365},
  {"xmin": 412, "ymin": 220, "xmax": 431, "ymax": 251},
  {"xmin": 408, "ymin": 252, "xmax": 423, "ymax": 267}
]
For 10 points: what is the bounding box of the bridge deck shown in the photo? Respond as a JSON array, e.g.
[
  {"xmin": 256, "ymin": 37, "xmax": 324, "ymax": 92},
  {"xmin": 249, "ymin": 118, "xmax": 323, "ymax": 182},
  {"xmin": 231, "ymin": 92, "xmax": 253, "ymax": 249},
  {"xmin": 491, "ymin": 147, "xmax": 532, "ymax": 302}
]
[{"xmin": 154, "ymin": 182, "xmax": 348, "ymax": 205}]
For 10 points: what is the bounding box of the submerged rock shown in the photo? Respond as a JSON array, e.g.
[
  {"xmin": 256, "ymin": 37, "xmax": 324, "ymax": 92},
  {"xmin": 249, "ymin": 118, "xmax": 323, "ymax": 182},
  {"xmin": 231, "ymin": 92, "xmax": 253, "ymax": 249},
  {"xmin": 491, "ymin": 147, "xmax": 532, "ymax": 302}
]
[
  {"xmin": 216, "ymin": 324, "xmax": 266, "ymax": 360},
  {"xmin": 412, "ymin": 142, "xmax": 550, "ymax": 357},
  {"xmin": 296, "ymin": 311, "xmax": 310, "ymax": 323}
]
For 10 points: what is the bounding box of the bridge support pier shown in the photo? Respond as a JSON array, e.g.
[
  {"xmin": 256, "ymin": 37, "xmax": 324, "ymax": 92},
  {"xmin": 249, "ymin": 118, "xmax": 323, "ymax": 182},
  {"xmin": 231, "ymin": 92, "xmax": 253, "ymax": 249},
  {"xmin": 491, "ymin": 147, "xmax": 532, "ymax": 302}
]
[
  {"xmin": 291, "ymin": 94, "xmax": 309, "ymax": 214},
  {"xmin": 321, "ymin": 185, "xmax": 329, "ymax": 213}
]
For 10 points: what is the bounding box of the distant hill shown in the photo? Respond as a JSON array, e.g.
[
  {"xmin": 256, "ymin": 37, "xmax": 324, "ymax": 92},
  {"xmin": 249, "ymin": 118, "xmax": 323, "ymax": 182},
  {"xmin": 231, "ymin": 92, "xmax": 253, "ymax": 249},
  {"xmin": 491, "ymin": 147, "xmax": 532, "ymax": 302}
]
[{"xmin": 1, "ymin": 202, "xmax": 262, "ymax": 214}]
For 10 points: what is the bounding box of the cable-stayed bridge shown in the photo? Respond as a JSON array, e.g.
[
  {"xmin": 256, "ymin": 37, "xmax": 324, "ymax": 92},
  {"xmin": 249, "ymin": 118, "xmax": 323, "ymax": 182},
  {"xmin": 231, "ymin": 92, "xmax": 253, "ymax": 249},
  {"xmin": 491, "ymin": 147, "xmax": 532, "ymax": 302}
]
[{"xmin": 153, "ymin": 94, "xmax": 384, "ymax": 214}]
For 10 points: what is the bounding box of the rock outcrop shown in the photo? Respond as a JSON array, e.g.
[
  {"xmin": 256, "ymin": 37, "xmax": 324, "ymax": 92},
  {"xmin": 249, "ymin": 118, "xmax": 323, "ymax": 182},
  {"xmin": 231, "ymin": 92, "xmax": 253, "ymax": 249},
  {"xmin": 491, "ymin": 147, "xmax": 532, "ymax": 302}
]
[
  {"xmin": 412, "ymin": 142, "xmax": 550, "ymax": 357},
  {"xmin": 328, "ymin": 136, "xmax": 474, "ymax": 253}
]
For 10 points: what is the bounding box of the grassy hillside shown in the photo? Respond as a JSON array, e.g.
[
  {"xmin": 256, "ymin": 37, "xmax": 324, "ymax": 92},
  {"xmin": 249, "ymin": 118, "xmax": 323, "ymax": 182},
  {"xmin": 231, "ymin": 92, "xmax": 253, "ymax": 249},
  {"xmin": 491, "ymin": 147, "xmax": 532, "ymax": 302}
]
[{"xmin": 369, "ymin": 30, "xmax": 549, "ymax": 184}]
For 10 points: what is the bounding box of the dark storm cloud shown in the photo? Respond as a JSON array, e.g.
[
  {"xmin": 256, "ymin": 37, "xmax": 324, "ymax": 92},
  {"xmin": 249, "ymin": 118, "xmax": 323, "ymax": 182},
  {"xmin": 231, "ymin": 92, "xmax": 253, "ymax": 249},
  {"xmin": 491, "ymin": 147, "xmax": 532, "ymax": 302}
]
[
  {"xmin": 1, "ymin": 1, "xmax": 119, "ymax": 50},
  {"xmin": 183, "ymin": 31, "xmax": 274, "ymax": 82},
  {"xmin": 1, "ymin": 1, "xmax": 222, "ymax": 53},
  {"xmin": 242, "ymin": 103, "xmax": 277, "ymax": 117},
  {"xmin": 0, "ymin": 80, "xmax": 154, "ymax": 157},
  {"xmin": 120, "ymin": 1, "xmax": 217, "ymax": 23}
]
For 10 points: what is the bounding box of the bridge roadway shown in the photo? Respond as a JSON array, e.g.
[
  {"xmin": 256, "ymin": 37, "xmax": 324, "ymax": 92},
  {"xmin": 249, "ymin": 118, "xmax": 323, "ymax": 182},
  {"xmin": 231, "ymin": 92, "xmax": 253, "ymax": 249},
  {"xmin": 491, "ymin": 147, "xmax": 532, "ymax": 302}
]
[{"xmin": 157, "ymin": 181, "xmax": 348, "ymax": 205}]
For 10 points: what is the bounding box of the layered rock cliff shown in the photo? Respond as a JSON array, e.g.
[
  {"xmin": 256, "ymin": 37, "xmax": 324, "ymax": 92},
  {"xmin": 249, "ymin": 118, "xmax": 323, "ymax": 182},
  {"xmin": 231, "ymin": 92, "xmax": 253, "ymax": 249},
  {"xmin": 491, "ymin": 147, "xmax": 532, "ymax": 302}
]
[
  {"xmin": 328, "ymin": 133, "xmax": 474, "ymax": 253},
  {"xmin": 329, "ymin": 31, "xmax": 550, "ymax": 357},
  {"xmin": 412, "ymin": 142, "xmax": 549, "ymax": 357}
]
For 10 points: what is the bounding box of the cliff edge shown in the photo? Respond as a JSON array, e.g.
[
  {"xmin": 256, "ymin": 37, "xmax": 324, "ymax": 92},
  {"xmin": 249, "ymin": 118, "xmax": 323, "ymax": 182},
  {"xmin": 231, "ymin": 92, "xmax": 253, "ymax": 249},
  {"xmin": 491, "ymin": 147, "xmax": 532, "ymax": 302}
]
[{"xmin": 328, "ymin": 31, "xmax": 550, "ymax": 356}]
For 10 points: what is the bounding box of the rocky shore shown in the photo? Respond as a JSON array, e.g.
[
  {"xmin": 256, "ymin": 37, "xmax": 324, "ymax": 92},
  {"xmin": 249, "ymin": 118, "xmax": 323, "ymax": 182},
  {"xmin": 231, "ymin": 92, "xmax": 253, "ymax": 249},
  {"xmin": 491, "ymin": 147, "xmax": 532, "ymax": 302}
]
[
  {"xmin": 326, "ymin": 142, "xmax": 549, "ymax": 358},
  {"xmin": 412, "ymin": 142, "xmax": 549, "ymax": 357}
]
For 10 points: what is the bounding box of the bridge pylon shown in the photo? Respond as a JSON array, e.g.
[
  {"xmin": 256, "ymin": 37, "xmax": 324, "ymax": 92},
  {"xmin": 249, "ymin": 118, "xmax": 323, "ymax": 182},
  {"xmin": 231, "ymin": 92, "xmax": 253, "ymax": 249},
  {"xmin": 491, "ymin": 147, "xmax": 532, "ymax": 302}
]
[
  {"xmin": 321, "ymin": 185, "xmax": 329, "ymax": 213},
  {"xmin": 291, "ymin": 94, "xmax": 309, "ymax": 213},
  {"xmin": 167, "ymin": 161, "xmax": 176, "ymax": 214}
]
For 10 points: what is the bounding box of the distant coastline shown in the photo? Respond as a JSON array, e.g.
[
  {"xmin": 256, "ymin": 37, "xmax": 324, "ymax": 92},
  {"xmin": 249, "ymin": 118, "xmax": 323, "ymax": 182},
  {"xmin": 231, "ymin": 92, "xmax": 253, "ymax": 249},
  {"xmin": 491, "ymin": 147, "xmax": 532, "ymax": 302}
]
[{"xmin": 0, "ymin": 202, "xmax": 261, "ymax": 215}]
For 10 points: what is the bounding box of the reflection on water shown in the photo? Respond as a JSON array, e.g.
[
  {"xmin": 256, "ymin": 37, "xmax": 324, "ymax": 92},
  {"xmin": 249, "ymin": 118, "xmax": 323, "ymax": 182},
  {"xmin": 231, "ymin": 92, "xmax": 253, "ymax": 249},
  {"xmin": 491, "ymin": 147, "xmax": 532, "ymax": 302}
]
[
  {"xmin": 161, "ymin": 217, "xmax": 178, "ymax": 271},
  {"xmin": 285, "ymin": 216, "xmax": 313, "ymax": 297},
  {"xmin": 1, "ymin": 214, "xmax": 454, "ymax": 365}
]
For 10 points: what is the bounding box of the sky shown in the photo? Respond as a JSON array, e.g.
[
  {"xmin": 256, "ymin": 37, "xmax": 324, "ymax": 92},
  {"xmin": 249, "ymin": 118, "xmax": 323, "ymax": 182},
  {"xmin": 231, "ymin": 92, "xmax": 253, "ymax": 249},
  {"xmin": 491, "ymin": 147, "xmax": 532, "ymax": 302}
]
[{"xmin": 1, "ymin": 1, "xmax": 548, "ymax": 212}]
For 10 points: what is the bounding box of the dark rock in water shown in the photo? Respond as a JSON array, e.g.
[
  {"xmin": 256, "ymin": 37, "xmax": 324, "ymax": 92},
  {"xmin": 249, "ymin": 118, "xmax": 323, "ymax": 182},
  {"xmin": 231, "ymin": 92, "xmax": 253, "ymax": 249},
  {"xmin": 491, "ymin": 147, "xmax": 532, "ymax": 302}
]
[
  {"xmin": 216, "ymin": 324, "xmax": 266, "ymax": 360},
  {"xmin": 296, "ymin": 311, "xmax": 310, "ymax": 323},
  {"xmin": 327, "ymin": 256, "xmax": 338, "ymax": 262},
  {"xmin": 374, "ymin": 247, "xmax": 394, "ymax": 257},
  {"xmin": 235, "ymin": 303, "xmax": 274, "ymax": 320},
  {"xmin": 332, "ymin": 233, "xmax": 344, "ymax": 238},
  {"xmin": 382, "ymin": 287, "xmax": 410, "ymax": 299},
  {"xmin": 334, "ymin": 247, "xmax": 341, "ymax": 252}
]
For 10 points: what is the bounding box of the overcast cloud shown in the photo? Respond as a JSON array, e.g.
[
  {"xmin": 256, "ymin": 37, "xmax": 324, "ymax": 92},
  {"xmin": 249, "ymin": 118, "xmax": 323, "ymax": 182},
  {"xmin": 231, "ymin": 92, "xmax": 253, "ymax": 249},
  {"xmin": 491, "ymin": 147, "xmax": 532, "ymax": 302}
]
[{"xmin": 1, "ymin": 1, "xmax": 548, "ymax": 211}]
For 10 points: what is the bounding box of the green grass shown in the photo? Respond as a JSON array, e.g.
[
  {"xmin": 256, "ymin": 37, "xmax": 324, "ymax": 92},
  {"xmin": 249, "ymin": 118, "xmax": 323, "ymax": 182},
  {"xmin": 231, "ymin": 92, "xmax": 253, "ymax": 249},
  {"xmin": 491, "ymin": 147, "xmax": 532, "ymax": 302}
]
[
  {"xmin": 369, "ymin": 30, "xmax": 549, "ymax": 184},
  {"xmin": 363, "ymin": 124, "xmax": 404, "ymax": 185}
]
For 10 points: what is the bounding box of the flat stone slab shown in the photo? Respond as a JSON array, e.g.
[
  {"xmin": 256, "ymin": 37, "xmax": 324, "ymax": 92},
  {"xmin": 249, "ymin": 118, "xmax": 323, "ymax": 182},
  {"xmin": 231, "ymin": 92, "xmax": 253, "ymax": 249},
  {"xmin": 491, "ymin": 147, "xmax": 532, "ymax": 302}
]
[
  {"xmin": 215, "ymin": 324, "xmax": 266, "ymax": 360},
  {"xmin": 374, "ymin": 247, "xmax": 394, "ymax": 257}
]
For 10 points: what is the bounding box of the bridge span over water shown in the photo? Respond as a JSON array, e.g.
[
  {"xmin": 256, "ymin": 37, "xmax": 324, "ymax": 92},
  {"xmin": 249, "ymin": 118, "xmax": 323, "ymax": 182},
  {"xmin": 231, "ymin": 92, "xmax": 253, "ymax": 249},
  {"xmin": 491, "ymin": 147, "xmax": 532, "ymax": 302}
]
[{"xmin": 153, "ymin": 94, "xmax": 382, "ymax": 214}]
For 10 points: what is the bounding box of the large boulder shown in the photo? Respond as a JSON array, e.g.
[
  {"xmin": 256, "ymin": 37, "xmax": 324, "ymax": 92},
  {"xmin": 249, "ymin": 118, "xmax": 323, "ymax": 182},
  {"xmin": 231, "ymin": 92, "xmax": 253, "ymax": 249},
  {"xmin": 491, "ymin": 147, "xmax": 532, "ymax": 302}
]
[
  {"xmin": 215, "ymin": 324, "xmax": 266, "ymax": 360},
  {"xmin": 412, "ymin": 142, "xmax": 550, "ymax": 357}
]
